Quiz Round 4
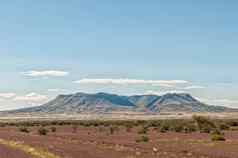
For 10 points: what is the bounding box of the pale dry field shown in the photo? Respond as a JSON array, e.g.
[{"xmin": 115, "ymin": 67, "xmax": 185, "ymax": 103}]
[{"xmin": 0, "ymin": 112, "xmax": 238, "ymax": 121}]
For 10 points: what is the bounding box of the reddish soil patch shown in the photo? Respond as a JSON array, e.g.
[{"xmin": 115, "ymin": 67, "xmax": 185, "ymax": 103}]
[
  {"xmin": 0, "ymin": 144, "xmax": 30, "ymax": 158},
  {"xmin": 0, "ymin": 126, "xmax": 238, "ymax": 158}
]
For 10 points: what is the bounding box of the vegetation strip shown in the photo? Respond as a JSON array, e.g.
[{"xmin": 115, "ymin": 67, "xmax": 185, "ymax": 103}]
[{"xmin": 0, "ymin": 139, "xmax": 61, "ymax": 158}]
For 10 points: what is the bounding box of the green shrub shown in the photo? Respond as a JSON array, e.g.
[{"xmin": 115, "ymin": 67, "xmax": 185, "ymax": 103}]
[
  {"xmin": 148, "ymin": 120, "xmax": 161, "ymax": 127},
  {"xmin": 219, "ymin": 123, "xmax": 230, "ymax": 130},
  {"xmin": 171, "ymin": 124, "xmax": 184, "ymax": 133},
  {"xmin": 228, "ymin": 121, "xmax": 238, "ymax": 127},
  {"xmin": 50, "ymin": 127, "xmax": 56, "ymax": 133},
  {"xmin": 211, "ymin": 134, "xmax": 226, "ymax": 141},
  {"xmin": 136, "ymin": 135, "xmax": 149, "ymax": 143},
  {"xmin": 211, "ymin": 129, "xmax": 223, "ymax": 135},
  {"xmin": 138, "ymin": 126, "xmax": 148, "ymax": 134},
  {"xmin": 193, "ymin": 115, "xmax": 216, "ymax": 133},
  {"xmin": 19, "ymin": 126, "xmax": 30, "ymax": 133},
  {"xmin": 159, "ymin": 122, "xmax": 170, "ymax": 133},
  {"xmin": 201, "ymin": 126, "xmax": 212, "ymax": 133},
  {"xmin": 184, "ymin": 124, "xmax": 197, "ymax": 133},
  {"xmin": 38, "ymin": 127, "xmax": 48, "ymax": 135}
]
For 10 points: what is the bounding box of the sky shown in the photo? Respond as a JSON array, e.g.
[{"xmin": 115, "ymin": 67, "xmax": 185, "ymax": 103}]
[{"xmin": 1, "ymin": 0, "xmax": 238, "ymax": 110}]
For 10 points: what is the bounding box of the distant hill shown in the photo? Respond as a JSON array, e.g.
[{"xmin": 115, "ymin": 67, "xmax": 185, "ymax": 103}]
[{"xmin": 8, "ymin": 92, "xmax": 237, "ymax": 114}]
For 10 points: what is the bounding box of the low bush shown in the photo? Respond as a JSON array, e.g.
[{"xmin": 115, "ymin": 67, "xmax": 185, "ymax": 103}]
[
  {"xmin": 184, "ymin": 124, "xmax": 197, "ymax": 133},
  {"xmin": 50, "ymin": 127, "xmax": 56, "ymax": 133},
  {"xmin": 211, "ymin": 134, "xmax": 226, "ymax": 141},
  {"xmin": 193, "ymin": 115, "xmax": 216, "ymax": 133},
  {"xmin": 171, "ymin": 124, "xmax": 184, "ymax": 133},
  {"xmin": 159, "ymin": 122, "xmax": 170, "ymax": 133},
  {"xmin": 219, "ymin": 123, "xmax": 230, "ymax": 130},
  {"xmin": 227, "ymin": 121, "xmax": 238, "ymax": 127},
  {"xmin": 110, "ymin": 126, "xmax": 120, "ymax": 134},
  {"xmin": 38, "ymin": 127, "xmax": 48, "ymax": 135},
  {"xmin": 211, "ymin": 129, "xmax": 223, "ymax": 135},
  {"xmin": 19, "ymin": 126, "xmax": 30, "ymax": 133},
  {"xmin": 138, "ymin": 126, "xmax": 148, "ymax": 134},
  {"xmin": 136, "ymin": 135, "xmax": 149, "ymax": 143}
]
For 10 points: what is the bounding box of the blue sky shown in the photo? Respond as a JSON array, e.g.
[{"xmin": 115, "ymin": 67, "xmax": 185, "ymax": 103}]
[{"xmin": 0, "ymin": 0, "xmax": 238, "ymax": 110}]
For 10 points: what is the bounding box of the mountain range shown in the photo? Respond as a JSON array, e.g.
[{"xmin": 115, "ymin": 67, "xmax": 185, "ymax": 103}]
[{"xmin": 9, "ymin": 92, "xmax": 236, "ymax": 114}]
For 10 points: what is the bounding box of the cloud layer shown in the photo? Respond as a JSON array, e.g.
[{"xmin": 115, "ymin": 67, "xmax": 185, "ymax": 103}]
[
  {"xmin": 47, "ymin": 89, "xmax": 65, "ymax": 92},
  {"xmin": 197, "ymin": 97, "xmax": 238, "ymax": 107},
  {"xmin": 0, "ymin": 93, "xmax": 16, "ymax": 99},
  {"xmin": 14, "ymin": 93, "xmax": 48, "ymax": 102},
  {"xmin": 74, "ymin": 78, "xmax": 189, "ymax": 87},
  {"xmin": 22, "ymin": 70, "xmax": 69, "ymax": 77},
  {"xmin": 145, "ymin": 90, "xmax": 187, "ymax": 96},
  {"xmin": 183, "ymin": 85, "xmax": 206, "ymax": 90},
  {"xmin": 0, "ymin": 92, "xmax": 48, "ymax": 105}
]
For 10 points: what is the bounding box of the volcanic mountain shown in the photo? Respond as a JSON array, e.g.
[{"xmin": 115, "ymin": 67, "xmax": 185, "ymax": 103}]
[{"xmin": 10, "ymin": 92, "xmax": 236, "ymax": 114}]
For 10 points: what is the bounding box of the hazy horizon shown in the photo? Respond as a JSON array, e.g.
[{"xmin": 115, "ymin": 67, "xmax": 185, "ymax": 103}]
[{"xmin": 1, "ymin": 0, "xmax": 238, "ymax": 110}]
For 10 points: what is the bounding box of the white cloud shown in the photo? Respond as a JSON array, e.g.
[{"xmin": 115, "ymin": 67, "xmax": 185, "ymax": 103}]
[
  {"xmin": 22, "ymin": 70, "xmax": 69, "ymax": 77},
  {"xmin": 197, "ymin": 97, "xmax": 238, "ymax": 106},
  {"xmin": 74, "ymin": 78, "xmax": 189, "ymax": 86},
  {"xmin": 0, "ymin": 93, "xmax": 16, "ymax": 99},
  {"xmin": 151, "ymin": 83, "xmax": 177, "ymax": 88},
  {"xmin": 14, "ymin": 93, "xmax": 48, "ymax": 102},
  {"xmin": 183, "ymin": 85, "xmax": 206, "ymax": 90},
  {"xmin": 47, "ymin": 88, "xmax": 65, "ymax": 92},
  {"xmin": 144, "ymin": 90, "xmax": 187, "ymax": 96},
  {"xmin": 214, "ymin": 99, "xmax": 238, "ymax": 105}
]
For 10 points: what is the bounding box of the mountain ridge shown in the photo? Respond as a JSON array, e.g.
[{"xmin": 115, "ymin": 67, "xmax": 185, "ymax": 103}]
[{"xmin": 7, "ymin": 92, "xmax": 237, "ymax": 114}]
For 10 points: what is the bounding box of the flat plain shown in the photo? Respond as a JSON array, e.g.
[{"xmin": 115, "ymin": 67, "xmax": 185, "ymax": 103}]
[{"xmin": 0, "ymin": 114, "xmax": 238, "ymax": 158}]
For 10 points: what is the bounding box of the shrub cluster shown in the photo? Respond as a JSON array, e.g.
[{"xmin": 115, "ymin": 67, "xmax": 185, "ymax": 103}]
[
  {"xmin": 193, "ymin": 115, "xmax": 216, "ymax": 133},
  {"xmin": 0, "ymin": 116, "xmax": 234, "ymax": 136}
]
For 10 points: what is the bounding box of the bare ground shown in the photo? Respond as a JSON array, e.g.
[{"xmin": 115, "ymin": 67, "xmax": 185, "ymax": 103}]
[
  {"xmin": 0, "ymin": 144, "xmax": 30, "ymax": 158},
  {"xmin": 0, "ymin": 126, "xmax": 238, "ymax": 158}
]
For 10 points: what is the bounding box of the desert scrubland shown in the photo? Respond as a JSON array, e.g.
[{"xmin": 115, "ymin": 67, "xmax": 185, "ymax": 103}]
[{"xmin": 0, "ymin": 114, "xmax": 238, "ymax": 158}]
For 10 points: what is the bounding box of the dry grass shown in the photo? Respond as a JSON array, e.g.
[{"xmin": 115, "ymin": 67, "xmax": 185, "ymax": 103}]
[{"xmin": 0, "ymin": 138, "xmax": 61, "ymax": 158}]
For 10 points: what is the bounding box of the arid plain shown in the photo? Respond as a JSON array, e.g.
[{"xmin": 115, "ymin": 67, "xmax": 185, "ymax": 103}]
[{"xmin": 0, "ymin": 113, "xmax": 238, "ymax": 158}]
